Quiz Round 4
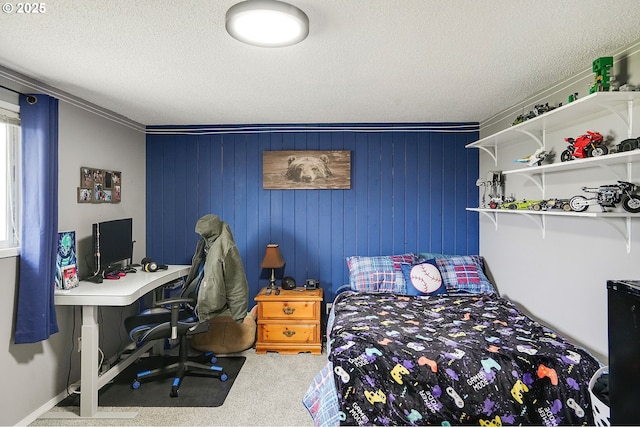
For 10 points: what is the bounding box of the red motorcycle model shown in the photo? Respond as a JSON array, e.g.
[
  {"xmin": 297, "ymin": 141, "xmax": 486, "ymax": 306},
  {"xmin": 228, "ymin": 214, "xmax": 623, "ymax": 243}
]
[{"xmin": 561, "ymin": 131, "xmax": 608, "ymax": 162}]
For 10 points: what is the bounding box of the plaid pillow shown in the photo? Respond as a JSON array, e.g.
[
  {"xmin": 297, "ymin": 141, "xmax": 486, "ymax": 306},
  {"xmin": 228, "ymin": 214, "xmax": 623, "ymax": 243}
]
[
  {"xmin": 347, "ymin": 254, "xmax": 415, "ymax": 293},
  {"xmin": 431, "ymin": 255, "xmax": 496, "ymax": 294}
]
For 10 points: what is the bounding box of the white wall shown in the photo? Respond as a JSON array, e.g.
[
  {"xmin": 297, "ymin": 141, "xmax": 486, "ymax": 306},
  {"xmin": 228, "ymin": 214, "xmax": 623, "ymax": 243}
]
[
  {"xmin": 0, "ymin": 93, "xmax": 145, "ymax": 426},
  {"xmin": 478, "ymin": 38, "xmax": 640, "ymax": 363}
]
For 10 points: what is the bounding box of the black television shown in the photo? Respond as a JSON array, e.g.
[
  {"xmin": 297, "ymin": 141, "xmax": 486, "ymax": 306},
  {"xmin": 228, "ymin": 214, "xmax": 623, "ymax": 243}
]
[{"xmin": 92, "ymin": 218, "xmax": 133, "ymax": 274}]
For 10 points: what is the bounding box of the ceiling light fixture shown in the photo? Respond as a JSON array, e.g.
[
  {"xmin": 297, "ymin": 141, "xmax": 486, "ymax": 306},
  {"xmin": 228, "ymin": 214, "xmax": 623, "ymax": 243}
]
[{"xmin": 226, "ymin": 0, "xmax": 309, "ymax": 48}]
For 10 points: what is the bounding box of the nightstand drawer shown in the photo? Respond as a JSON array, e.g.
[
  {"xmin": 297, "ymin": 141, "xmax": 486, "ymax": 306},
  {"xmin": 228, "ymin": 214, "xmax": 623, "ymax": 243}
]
[
  {"xmin": 260, "ymin": 300, "xmax": 319, "ymax": 320},
  {"xmin": 258, "ymin": 323, "xmax": 318, "ymax": 343},
  {"xmin": 254, "ymin": 287, "xmax": 323, "ymax": 354}
]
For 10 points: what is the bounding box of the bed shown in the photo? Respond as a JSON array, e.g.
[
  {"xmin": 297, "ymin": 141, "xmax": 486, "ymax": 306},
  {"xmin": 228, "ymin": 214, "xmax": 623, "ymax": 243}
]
[{"xmin": 303, "ymin": 253, "xmax": 602, "ymax": 426}]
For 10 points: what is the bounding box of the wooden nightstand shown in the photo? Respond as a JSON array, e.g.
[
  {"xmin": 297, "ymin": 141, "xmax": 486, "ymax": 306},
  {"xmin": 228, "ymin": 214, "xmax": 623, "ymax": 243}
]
[{"xmin": 254, "ymin": 287, "xmax": 323, "ymax": 355}]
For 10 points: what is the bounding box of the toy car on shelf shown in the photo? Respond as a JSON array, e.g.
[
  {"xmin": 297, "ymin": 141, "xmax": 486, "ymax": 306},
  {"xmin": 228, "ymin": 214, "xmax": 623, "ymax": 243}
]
[
  {"xmin": 561, "ymin": 131, "xmax": 608, "ymax": 161},
  {"xmin": 618, "ymin": 83, "xmax": 640, "ymax": 91},
  {"xmin": 531, "ymin": 198, "xmax": 572, "ymax": 212},
  {"xmin": 569, "ymin": 181, "xmax": 640, "ymax": 213},
  {"xmin": 487, "ymin": 196, "xmax": 514, "ymax": 209},
  {"xmin": 615, "ymin": 137, "xmax": 640, "ymax": 153},
  {"xmin": 511, "ymin": 103, "xmax": 557, "ymax": 126},
  {"xmin": 501, "ymin": 199, "xmax": 545, "ymax": 210}
]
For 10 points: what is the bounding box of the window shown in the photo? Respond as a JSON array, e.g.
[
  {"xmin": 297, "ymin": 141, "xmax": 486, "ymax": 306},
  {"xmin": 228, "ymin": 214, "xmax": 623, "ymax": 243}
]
[{"xmin": 0, "ymin": 101, "xmax": 20, "ymax": 255}]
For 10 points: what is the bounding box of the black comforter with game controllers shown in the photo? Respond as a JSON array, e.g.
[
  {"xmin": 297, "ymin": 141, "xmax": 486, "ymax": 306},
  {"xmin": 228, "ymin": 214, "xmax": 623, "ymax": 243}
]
[{"xmin": 328, "ymin": 292, "xmax": 601, "ymax": 425}]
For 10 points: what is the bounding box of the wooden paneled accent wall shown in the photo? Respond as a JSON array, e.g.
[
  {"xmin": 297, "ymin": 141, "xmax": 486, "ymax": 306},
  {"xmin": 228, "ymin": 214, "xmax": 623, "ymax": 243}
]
[{"xmin": 146, "ymin": 123, "xmax": 479, "ymax": 301}]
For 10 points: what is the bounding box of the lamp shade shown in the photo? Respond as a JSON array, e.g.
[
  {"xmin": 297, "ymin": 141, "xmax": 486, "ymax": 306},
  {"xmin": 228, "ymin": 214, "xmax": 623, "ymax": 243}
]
[
  {"xmin": 260, "ymin": 243, "xmax": 285, "ymax": 268},
  {"xmin": 226, "ymin": 0, "xmax": 309, "ymax": 48}
]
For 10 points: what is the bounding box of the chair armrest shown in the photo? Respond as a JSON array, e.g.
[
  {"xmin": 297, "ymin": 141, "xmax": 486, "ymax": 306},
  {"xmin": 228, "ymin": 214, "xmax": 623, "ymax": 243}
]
[
  {"xmin": 152, "ymin": 297, "xmax": 197, "ymax": 340},
  {"xmin": 153, "ymin": 297, "xmax": 194, "ymax": 308}
]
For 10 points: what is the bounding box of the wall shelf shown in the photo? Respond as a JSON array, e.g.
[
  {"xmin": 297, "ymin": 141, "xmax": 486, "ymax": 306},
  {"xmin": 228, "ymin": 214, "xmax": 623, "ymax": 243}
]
[
  {"xmin": 467, "ymin": 91, "xmax": 640, "ymax": 166},
  {"xmin": 503, "ymin": 150, "xmax": 640, "ymax": 196},
  {"xmin": 467, "ymin": 208, "xmax": 635, "ymax": 252},
  {"xmin": 467, "ymin": 91, "xmax": 640, "ymax": 253}
]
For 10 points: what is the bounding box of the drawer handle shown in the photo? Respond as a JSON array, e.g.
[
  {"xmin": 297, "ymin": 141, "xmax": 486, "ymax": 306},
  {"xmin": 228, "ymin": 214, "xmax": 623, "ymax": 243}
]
[
  {"xmin": 283, "ymin": 330, "xmax": 296, "ymax": 337},
  {"xmin": 283, "ymin": 307, "xmax": 296, "ymax": 315}
]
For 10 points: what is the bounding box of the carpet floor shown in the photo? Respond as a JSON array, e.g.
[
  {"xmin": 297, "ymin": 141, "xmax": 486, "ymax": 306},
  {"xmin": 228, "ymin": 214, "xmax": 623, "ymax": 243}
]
[{"xmin": 58, "ymin": 355, "xmax": 245, "ymax": 408}]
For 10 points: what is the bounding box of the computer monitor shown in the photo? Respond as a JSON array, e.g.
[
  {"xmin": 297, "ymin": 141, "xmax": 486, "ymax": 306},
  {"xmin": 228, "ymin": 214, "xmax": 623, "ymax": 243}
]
[{"xmin": 92, "ymin": 218, "xmax": 133, "ymax": 274}]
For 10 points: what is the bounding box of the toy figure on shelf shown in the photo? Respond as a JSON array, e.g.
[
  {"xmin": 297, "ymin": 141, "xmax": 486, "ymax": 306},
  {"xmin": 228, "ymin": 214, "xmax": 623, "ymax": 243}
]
[
  {"xmin": 589, "ymin": 56, "xmax": 614, "ymax": 93},
  {"xmin": 569, "ymin": 181, "xmax": 640, "ymax": 213},
  {"xmin": 561, "ymin": 131, "xmax": 608, "ymax": 161},
  {"xmin": 514, "ymin": 147, "xmax": 553, "ymax": 167},
  {"xmin": 476, "ymin": 171, "xmax": 512, "ymax": 209}
]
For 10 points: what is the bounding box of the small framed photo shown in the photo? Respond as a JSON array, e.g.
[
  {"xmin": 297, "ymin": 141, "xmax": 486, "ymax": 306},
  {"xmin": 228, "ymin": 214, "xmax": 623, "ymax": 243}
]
[
  {"xmin": 80, "ymin": 167, "xmax": 93, "ymax": 187},
  {"xmin": 93, "ymin": 169, "xmax": 104, "ymax": 185},
  {"xmin": 77, "ymin": 187, "xmax": 92, "ymax": 203},
  {"xmin": 113, "ymin": 185, "xmax": 121, "ymax": 202},
  {"xmin": 104, "ymin": 171, "xmax": 113, "ymax": 189},
  {"xmin": 94, "ymin": 183, "xmax": 105, "ymax": 202}
]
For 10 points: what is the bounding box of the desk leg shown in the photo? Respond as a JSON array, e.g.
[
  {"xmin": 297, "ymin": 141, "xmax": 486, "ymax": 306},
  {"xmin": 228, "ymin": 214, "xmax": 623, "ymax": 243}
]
[
  {"xmin": 80, "ymin": 305, "xmax": 99, "ymax": 417},
  {"xmin": 40, "ymin": 305, "xmax": 138, "ymax": 419}
]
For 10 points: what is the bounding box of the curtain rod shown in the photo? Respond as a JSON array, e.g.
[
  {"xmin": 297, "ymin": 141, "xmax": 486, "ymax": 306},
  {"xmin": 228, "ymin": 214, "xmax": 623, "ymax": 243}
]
[
  {"xmin": 0, "ymin": 84, "xmax": 37, "ymax": 104},
  {"xmin": 0, "ymin": 84, "xmax": 22, "ymax": 95}
]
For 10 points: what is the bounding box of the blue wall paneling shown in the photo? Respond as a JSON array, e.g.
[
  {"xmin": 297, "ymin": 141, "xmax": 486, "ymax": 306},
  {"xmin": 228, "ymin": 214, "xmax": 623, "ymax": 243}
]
[{"xmin": 146, "ymin": 123, "xmax": 479, "ymax": 303}]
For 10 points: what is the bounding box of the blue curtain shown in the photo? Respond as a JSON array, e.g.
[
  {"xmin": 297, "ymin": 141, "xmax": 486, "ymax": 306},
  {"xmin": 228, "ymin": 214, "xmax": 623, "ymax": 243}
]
[{"xmin": 14, "ymin": 94, "xmax": 59, "ymax": 344}]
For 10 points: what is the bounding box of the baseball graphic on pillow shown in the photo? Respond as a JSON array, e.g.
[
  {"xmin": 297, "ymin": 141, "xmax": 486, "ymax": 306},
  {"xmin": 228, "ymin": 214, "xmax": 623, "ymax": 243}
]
[{"xmin": 409, "ymin": 263, "xmax": 442, "ymax": 294}]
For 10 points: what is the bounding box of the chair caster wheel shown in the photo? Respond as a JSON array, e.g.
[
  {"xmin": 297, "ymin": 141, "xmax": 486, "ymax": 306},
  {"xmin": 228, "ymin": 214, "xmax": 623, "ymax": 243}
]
[
  {"xmin": 131, "ymin": 380, "xmax": 141, "ymax": 390},
  {"xmin": 220, "ymin": 373, "xmax": 228, "ymax": 382},
  {"xmin": 210, "ymin": 356, "xmax": 218, "ymax": 364},
  {"xmin": 170, "ymin": 389, "xmax": 179, "ymax": 398}
]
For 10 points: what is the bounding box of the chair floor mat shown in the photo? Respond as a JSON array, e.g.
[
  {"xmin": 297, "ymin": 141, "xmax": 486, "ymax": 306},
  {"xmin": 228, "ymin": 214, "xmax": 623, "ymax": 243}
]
[{"xmin": 59, "ymin": 355, "xmax": 245, "ymax": 407}]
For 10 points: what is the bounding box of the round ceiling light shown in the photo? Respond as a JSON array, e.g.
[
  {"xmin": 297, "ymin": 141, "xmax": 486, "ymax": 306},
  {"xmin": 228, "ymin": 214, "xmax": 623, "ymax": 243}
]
[{"xmin": 226, "ymin": 0, "xmax": 309, "ymax": 48}]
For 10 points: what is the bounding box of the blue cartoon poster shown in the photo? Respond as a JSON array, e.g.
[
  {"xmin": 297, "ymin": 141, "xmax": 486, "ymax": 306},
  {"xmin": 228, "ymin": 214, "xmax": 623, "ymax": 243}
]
[{"xmin": 55, "ymin": 231, "xmax": 79, "ymax": 290}]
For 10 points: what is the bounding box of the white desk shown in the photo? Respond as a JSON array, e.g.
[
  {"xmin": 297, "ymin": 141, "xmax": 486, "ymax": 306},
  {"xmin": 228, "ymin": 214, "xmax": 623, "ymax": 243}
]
[{"xmin": 43, "ymin": 265, "xmax": 190, "ymax": 419}]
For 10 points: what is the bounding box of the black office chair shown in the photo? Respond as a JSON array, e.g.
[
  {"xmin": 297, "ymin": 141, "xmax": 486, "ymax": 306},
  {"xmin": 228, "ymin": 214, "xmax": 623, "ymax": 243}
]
[{"xmin": 124, "ymin": 264, "xmax": 227, "ymax": 397}]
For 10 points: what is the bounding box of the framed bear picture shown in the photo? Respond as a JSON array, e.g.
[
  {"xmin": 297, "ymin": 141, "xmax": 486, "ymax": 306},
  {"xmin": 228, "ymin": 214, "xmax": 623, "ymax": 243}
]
[{"xmin": 263, "ymin": 150, "xmax": 351, "ymax": 190}]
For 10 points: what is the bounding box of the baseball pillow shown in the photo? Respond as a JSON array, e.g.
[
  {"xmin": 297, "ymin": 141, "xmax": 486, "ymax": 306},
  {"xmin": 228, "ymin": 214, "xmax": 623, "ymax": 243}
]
[{"xmin": 401, "ymin": 260, "xmax": 446, "ymax": 296}]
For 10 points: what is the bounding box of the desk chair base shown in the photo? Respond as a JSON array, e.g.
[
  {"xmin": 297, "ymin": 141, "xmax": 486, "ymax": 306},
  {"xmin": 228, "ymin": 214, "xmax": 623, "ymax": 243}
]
[{"xmin": 131, "ymin": 335, "xmax": 227, "ymax": 398}]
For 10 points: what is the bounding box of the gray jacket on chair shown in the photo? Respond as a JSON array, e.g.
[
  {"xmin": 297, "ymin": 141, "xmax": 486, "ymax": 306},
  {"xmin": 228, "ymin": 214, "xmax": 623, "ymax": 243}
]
[{"xmin": 185, "ymin": 214, "xmax": 249, "ymax": 323}]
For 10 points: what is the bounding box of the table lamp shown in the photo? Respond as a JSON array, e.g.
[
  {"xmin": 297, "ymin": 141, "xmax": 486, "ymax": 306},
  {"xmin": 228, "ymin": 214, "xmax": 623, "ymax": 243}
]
[{"xmin": 260, "ymin": 243, "xmax": 285, "ymax": 289}]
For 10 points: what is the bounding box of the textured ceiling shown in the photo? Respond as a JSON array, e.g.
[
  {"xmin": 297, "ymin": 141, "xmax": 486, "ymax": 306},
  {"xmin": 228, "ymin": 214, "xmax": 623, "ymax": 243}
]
[{"xmin": 1, "ymin": 0, "xmax": 639, "ymax": 127}]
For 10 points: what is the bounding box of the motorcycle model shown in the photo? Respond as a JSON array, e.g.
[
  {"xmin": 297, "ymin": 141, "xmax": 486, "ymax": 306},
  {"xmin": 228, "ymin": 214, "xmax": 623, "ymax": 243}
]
[
  {"xmin": 569, "ymin": 181, "xmax": 640, "ymax": 213},
  {"xmin": 561, "ymin": 131, "xmax": 608, "ymax": 162}
]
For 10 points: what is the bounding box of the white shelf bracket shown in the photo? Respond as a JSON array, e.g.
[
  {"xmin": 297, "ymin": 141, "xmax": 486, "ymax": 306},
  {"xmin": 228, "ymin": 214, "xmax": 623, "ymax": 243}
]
[
  {"xmin": 593, "ymin": 160, "xmax": 634, "ymax": 181},
  {"xmin": 520, "ymin": 172, "xmax": 545, "ymax": 194},
  {"xmin": 521, "ymin": 212, "xmax": 546, "ymax": 238},
  {"xmin": 600, "ymin": 216, "xmax": 632, "ymax": 253},
  {"xmin": 595, "ymin": 163, "xmax": 626, "ymax": 181},
  {"xmin": 478, "ymin": 210, "xmax": 498, "ymax": 230},
  {"xmin": 598, "ymin": 100, "xmax": 633, "ymax": 137},
  {"xmin": 514, "ymin": 129, "xmax": 544, "ymax": 148},
  {"xmin": 478, "ymin": 145, "xmax": 498, "ymax": 166},
  {"xmin": 629, "ymin": 100, "xmax": 634, "ymax": 138}
]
